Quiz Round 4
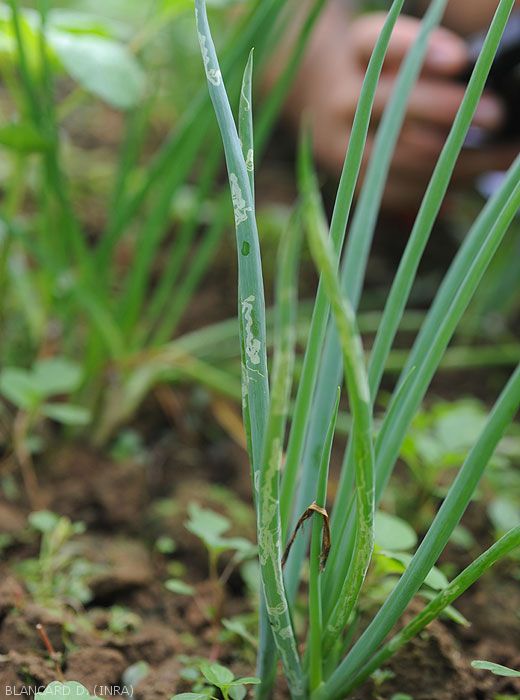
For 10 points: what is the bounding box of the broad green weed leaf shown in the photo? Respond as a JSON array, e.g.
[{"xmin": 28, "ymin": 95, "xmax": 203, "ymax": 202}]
[
  {"xmin": 435, "ymin": 401, "xmax": 487, "ymax": 451},
  {"xmin": 28, "ymin": 510, "xmax": 61, "ymax": 534},
  {"xmin": 378, "ymin": 550, "xmax": 449, "ymax": 590},
  {"xmin": 200, "ymin": 661, "xmax": 234, "ymax": 686},
  {"xmin": 41, "ymin": 403, "xmax": 91, "ymax": 426},
  {"xmin": 375, "ymin": 511, "xmax": 417, "ymax": 551},
  {"xmin": 0, "ymin": 367, "xmax": 40, "ymax": 409},
  {"xmin": 229, "ymin": 687, "xmax": 246, "ymax": 700},
  {"xmin": 419, "ymin": 590, "xmax": 470, "ymax": 626},
  {"xmin": 219, "ymin": 536, "xmax": 256, "ymax": 557},
  {"xmin": 222, "ymin": 618, "xmax": 258, "ymax": 649},
  {"xmin": 33, "ymin": 357, "xmax": 83, "ymax": 396},
  {"xmin": 471, "ymin": 660, "xmax": 520, "ymax": 677},
  {"xmin": 48, "ymin": 31, "xmax": 145, "ymax": 110},
  {"xmin": 488, "ymin": 497, "xmax": 520, "ymax": 532},
  {"xmin": 170, "ymin": 694, "xmax": 210, "ymax": 700},
  {"xmin": 232, "ymin": 676, "xmax": 260, "ymax": 685},
  {"xmin": 0, "ymin": 122, "xmax": 50, "ymax": 153},
  {"xmin": 186, "ymin": 503, "xmax": 230, "ymax": 541}
]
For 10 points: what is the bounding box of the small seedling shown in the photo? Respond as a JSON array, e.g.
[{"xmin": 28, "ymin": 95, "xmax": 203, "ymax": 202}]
[
  {"xmin": 106, "ymin": 605, "xmax": 141, "ymax": 635},
  {"xmin": 0, "ymin": 357, "xmax": 90, "ymax": 506},
  {"xmin": 17, "ymin": 510, "xmax": 101, "ymax": 609},
  {"xmin": 368, "ymin": 510, "xmax": 468, "ymax": 626},
  {"xmin": 0, "ymin": 357, "xmax": 90, "ymax": 426},
  {"xmin": 185, "ymin": 503, "xmax": 256, "ymax": 581},
  {"xmin": 172, "ymin": 661, "xmax": 260, "ymax": 700}
]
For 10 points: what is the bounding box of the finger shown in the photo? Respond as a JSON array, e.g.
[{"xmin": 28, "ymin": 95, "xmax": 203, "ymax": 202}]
[
  {"xmin": 352, "ymin": 13, "xmax": 468, "ymax": 76},
  {"xmin": 372, "ymin": 78, "xmax": 505, "ymax": 131},
  {"xmin": 310, "ymin": 116, "xmax": 351, "ymax": 176},
  {"xmin": 380, "ymin": 175, "xmax": 431, "ymax": 214},
  {"xmin": 453, "ymin": 143, "xmax": 520, "ymax": 182},
  {"xmin": 357, "ymin": 134, "xmax": 432, "ymax": 194}
]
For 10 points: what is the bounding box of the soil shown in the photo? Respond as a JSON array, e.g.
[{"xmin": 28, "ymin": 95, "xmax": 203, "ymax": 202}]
[{"xmin": 0, "ymin": 409, "xmax": 519, "ymax": 700}]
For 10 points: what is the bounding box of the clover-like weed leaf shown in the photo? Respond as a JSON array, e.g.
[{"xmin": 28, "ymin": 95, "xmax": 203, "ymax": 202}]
[{"xmin": 47, "ymin": 31, "xmax": 145, "ymax": 110}]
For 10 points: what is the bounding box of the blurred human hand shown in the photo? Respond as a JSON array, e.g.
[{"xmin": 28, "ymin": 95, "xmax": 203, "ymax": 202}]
[{"xmin": 279, "ymin": 6, "xmax": 519, "ymax": 213}]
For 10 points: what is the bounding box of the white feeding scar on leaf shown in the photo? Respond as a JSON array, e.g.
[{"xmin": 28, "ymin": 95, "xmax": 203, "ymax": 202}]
[
  {"xmin": 241, "ymin": 82, "xmax": 251, "ymax": 112},
  {"xmin": 245, "ymin": 149, "xmax": 254, "ymax": 173},
  {"xmin": 241, "ymin": 295, "xmax": 261, "ymax": 365},
  {"xmin": 195, "ymin": 11, "xmax": 222, "ymax": 87},
  {"xmin": 230, "ymin": 173, "xmax": 251, "ymax": 226}
]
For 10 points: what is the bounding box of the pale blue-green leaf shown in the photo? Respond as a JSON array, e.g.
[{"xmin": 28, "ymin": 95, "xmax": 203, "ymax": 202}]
[
  {"xmin": 0, "ymin": 367, "xmax": 40, "ymax": 409},
  {"xmin": 41, "ymin": 403, "xmax": 91, "ymax": 426},
  {"xmin": 28, "ymin": 510, "xmax": 60, "ymax": 534},
  {"xmin": 33, "ymin": 357, "xmax": 83, "ymax": 396},
  {"xmin": 229, "ymin": 686, "xmax": 246, "ymax": 700},
  {"xmin": 232, "ymin": 676, "xmax": 260, "ymax": 685},
  {"xmin": 48, "ymin": 30, "xmax": 145, "ymax": 109},
  {"xmin": 488, "ymin": 497, "xmax": 520, "ymax": 532},
  {"xmin": 378, "ymin": 550, "xmax": 449, "ymax": 590},
  {"xmin": 375, "ymin": 511, "xmax": 417, "ymax": 551},
  {"xmin": 122, "ymin": 661, "xmax": 150, "ymax": 689},
  {"xmin": 185, "ymin": 503, "xmax": 230, "ymax": 542}
]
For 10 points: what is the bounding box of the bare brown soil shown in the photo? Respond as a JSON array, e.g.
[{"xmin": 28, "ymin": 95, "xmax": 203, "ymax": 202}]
[{"xmin": 0, "ymin": 418, "xmax": 518, "ymax": 700}]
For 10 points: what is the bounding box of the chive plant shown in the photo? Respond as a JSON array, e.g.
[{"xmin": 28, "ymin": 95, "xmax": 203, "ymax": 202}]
[{"xmin": 195, "ymin": 0, "xmax": 520, "ymax": 698}]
